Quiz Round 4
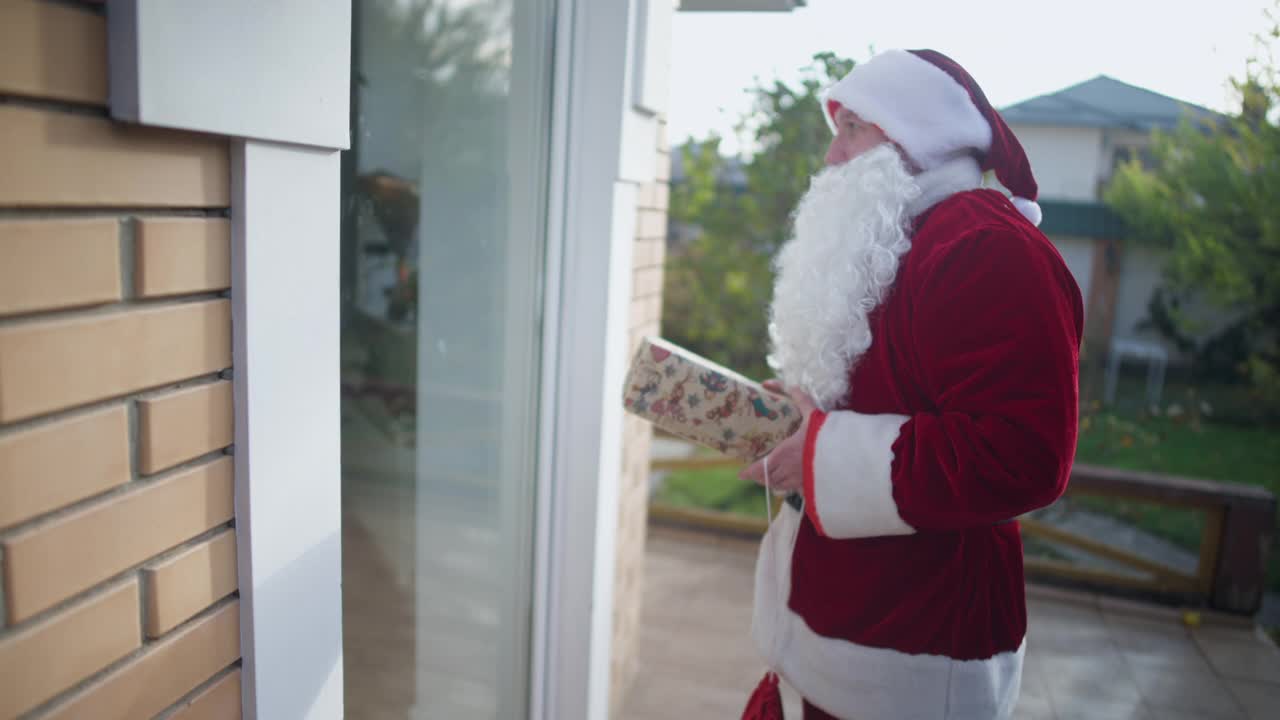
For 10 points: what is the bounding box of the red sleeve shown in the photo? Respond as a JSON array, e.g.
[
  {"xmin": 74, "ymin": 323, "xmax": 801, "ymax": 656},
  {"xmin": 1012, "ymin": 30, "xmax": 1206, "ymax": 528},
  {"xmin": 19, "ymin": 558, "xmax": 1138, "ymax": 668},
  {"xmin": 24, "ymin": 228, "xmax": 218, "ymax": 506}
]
[{"xmin": 892, "ymin": 225, "xmax": 1083, "ymax": 530}]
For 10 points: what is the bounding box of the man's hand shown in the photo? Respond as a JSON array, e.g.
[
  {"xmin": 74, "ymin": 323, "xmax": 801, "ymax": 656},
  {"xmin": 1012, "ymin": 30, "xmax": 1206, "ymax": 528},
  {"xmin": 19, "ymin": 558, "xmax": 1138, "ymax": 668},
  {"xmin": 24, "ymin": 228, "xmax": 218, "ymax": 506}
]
[{"xmin": 739, "ymin": 381, "xmax": 818, "ymax": 493}]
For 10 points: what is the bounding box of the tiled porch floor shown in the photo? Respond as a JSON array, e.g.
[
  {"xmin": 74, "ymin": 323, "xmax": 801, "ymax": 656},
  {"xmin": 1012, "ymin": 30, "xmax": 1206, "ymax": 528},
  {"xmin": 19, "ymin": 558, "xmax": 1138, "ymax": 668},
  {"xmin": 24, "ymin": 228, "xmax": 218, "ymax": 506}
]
[{"xmin": 620, "ymin": 527, "xmax": 1280, "ymax": 720}]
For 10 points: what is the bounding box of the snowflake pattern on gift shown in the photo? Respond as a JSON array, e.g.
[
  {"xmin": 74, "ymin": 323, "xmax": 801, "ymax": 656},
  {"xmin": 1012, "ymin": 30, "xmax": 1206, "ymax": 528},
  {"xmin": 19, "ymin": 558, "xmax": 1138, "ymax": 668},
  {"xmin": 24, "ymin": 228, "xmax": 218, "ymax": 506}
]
[
  {"xmin": 732, "ymin": 432, "xmax": 776, "ymax": 461},
  {"xmin": 699, "ymin": 371, "xmax": 730, "ymax": 397},
  {"xmin": 624, "ymin": 340, "xmax": 802, "ymax": 461},
  {"xmin": 648, "ymin": 371, "xmax": 691, "ymax": 424},
  {"xmin": 706, "ymin": 388, "xmax": 741, "ymax": 422}
]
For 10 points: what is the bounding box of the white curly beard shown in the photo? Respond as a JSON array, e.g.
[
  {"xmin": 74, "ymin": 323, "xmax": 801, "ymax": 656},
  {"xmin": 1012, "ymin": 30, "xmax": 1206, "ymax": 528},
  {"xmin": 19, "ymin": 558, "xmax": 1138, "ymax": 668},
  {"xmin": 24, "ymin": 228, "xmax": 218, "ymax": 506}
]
[{"xmin": 766, "ymin": 145, "xmax": 920, "ymax": 411}]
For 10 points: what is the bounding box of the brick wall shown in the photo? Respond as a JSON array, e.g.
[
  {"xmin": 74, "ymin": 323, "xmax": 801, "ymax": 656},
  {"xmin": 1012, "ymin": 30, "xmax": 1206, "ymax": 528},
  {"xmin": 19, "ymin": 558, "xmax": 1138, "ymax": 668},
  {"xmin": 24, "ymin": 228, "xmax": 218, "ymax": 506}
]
[
  {"xmin": 610, "ymin": 118, "xmax": 671, "ymax": 716},
  {"xmin": 0, "ymin": 2, "xmax": 242, "ymax": 718}
]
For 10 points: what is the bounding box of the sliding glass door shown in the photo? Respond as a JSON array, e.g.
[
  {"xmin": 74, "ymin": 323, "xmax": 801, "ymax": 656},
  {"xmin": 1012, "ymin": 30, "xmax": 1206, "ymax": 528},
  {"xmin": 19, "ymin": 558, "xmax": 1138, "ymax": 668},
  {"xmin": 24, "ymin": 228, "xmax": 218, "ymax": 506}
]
[{"xmin": 339, "ymin": 1, "xmax": 558, "ymax": 717}]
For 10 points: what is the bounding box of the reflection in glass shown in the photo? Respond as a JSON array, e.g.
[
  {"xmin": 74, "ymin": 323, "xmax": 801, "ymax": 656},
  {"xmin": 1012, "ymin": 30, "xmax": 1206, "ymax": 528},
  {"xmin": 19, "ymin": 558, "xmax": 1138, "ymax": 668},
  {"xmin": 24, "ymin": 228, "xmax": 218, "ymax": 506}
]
[{"xmin": 339, "ymin": 1, "xmax": 555, "ymax": 717}]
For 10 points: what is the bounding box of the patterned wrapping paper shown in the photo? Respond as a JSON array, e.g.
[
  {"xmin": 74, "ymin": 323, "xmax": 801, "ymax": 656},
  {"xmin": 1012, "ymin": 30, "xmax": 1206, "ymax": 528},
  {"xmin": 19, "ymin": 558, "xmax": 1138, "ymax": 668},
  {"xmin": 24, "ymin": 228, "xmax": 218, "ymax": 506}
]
[{"xmin": 622, "ymin": 337, "xmax": 803, "ymax": 461}]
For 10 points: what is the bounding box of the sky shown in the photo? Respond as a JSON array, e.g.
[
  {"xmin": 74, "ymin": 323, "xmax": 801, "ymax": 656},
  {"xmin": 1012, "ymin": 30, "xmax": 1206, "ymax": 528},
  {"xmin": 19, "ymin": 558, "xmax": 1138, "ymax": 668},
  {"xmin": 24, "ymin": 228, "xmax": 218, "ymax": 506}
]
[{"xmin": 669, "ymin": 0, "xmax": 1276, "ymax": 155}]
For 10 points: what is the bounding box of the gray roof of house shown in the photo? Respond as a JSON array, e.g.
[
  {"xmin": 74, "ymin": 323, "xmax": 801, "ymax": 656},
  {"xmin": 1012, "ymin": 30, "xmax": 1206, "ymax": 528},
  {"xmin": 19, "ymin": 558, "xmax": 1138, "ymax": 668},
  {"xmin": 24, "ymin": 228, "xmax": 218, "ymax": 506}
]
[{"xmin": 1000, "ymin": 75, "xmax": 1224, "ymax": 131}]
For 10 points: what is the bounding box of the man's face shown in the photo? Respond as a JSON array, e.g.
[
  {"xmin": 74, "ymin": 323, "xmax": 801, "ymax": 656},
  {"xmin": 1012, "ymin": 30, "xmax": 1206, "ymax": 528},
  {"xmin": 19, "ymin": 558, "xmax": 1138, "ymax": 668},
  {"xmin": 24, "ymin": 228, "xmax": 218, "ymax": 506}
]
[{"xmin": 825, "ymin": 107, "xmax": 892, "ymax": 167}]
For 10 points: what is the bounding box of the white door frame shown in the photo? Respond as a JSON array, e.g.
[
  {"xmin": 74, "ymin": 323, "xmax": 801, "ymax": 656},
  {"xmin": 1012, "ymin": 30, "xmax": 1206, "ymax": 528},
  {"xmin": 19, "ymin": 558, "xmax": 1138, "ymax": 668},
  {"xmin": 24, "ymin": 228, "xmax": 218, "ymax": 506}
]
[
  {"xmin": 231, "ymin": 139, "xmax": 345, "ymax": 720},
  {"xmin": 532, "ymin": 0, "xmax": 649, "ymax": 718}
]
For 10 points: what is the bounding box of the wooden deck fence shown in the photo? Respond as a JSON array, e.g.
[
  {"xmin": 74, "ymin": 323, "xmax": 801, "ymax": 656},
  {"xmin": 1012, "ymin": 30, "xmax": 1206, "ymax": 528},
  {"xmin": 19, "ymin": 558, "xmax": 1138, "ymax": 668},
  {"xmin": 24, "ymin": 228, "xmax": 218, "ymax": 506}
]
[{"xmin": 648, "ymin": 456, "xmax": 1277, "ymax": 615}]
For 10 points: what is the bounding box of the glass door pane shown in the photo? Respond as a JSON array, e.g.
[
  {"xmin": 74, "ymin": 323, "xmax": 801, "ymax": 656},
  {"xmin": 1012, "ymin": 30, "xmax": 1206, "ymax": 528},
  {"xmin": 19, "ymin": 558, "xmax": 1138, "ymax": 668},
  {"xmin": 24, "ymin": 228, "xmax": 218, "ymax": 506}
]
[{"xmin": 339, "ymin": 1, "xmax": 556, "ymax": 717}]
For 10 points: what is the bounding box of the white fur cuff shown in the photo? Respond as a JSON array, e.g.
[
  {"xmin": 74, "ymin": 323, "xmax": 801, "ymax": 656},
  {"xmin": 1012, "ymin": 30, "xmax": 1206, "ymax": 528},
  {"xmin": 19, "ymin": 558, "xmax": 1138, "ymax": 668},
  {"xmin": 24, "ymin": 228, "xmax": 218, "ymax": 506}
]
[{"xmin": 803, "ymin": 410, "xmax": 914, "ymax": 538}]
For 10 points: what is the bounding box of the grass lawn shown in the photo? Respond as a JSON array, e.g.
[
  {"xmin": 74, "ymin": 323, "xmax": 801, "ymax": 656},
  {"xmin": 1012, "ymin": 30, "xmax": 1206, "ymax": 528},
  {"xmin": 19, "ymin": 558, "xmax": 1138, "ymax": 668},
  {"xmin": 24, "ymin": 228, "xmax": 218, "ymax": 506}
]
[
  {"xmin": 1075, "ymin": 411, "xmax": 1279, "ymax": 494},
  {"xmin": 654, "ymin": 463, "xmax": 770, "ymax": 518}
]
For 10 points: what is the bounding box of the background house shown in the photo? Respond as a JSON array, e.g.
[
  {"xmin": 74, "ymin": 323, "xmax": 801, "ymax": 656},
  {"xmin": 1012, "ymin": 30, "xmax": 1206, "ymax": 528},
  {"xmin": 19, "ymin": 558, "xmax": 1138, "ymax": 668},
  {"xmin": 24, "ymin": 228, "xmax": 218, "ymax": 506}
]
[
  {"xmin": 666, "ymin": 74, "xmax": 1232, "ymax": 374},
  {"xmin": 1005, "ymin": 76, "xmax": 1228, "ymax": 367}
]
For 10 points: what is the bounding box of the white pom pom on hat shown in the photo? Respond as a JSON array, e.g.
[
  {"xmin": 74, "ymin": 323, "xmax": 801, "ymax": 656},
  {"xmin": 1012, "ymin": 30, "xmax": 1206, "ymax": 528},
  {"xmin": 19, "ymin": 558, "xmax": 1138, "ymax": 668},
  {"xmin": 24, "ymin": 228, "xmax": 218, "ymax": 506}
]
[
  {"xmin": 1010, "ymin": 196, "xmax": 1043, "ymax": 227},
  {"xmin": 822, "ymin": 49, "xmax": 1043, "ymax": 227}
]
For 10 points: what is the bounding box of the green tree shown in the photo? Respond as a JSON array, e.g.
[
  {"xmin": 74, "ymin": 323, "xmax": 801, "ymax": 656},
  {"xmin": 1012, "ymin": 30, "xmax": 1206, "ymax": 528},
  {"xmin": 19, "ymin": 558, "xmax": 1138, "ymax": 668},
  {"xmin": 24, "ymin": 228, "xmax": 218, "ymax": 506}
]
[
  {"xmin": 663, "ymin": 53, "xmax": 854, "ymax": 380},
  {"xmin": 1105, "ymin": 17, "xmax": 1280, "ymax": 411}
]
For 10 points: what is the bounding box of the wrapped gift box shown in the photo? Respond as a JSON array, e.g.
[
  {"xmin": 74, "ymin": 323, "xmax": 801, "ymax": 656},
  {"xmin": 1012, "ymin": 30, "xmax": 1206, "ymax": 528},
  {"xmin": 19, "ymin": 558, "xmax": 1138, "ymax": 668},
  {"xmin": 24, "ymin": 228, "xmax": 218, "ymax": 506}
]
[{"xmin": 622, "ymin": 337, "xmax": 802, "ymax": 461}]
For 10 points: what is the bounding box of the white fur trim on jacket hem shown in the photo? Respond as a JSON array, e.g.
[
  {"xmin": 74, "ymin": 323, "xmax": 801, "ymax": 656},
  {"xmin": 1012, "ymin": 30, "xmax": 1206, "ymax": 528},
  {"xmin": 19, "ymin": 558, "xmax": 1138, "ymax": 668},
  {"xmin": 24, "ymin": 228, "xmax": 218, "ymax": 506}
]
[
  {"xmin": 806, "ymin": 410, "xmax": 914, "ymax": 538},
  {"xmin": 751, "ymin": 505, "xmax": 1025, "ymax": 720},
  {"xmin": 823, "ymin": 49, "xmax": 992, "ymax": 172}
]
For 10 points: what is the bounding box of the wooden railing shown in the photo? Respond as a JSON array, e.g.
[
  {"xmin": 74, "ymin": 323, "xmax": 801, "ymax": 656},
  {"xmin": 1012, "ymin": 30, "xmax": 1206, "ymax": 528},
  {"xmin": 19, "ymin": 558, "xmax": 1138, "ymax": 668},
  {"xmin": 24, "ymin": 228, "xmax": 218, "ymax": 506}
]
[{"xmin": 648, "ymin": 457, "xmax": 1276, "ymax": 615}]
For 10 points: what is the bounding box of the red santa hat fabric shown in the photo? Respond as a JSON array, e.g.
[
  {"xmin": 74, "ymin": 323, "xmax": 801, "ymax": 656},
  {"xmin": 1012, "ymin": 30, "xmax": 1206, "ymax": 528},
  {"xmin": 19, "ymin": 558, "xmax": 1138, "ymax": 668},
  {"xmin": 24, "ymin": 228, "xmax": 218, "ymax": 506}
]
[{"xmin": 823, "ymin": 49, "xmax": 1042, "ymax": 226}]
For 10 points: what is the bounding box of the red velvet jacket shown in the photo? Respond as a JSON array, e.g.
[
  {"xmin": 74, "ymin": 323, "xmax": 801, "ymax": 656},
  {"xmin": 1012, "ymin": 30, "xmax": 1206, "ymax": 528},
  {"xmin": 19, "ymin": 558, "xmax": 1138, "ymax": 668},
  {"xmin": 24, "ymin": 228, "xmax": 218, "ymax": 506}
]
[{"xmin": 797, "ymin": 187, "xmax": 1083, "ymax": 655}]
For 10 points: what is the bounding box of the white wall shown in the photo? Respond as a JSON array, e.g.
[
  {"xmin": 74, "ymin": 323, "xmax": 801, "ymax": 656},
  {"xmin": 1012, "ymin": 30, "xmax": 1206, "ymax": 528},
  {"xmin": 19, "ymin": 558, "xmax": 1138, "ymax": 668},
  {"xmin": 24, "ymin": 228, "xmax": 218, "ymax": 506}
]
[
  {"xmin": 1114, "ymin": 244, "xmax": 1165, "ymax": 345},
  {"xmin": 1096, "ymin": 128, "xmax": 1151, "ymax": 186},
  {"xmin": 232, "ymin": 140, "xmax": 345, "ymax": 720},
  {"xmin": 1017, "ymin": 124, "xmax": 1242, "ymax": 366},
  {"xmin": 1114, "ymin": 244, "xmax": 1243, "ymax": 363},
  {"xmin": 1047, "ymin": 234, "xmax": 1094, "ymax": 307},
  {"xmin": 109, "ymin": 0, "xmax": 350, "ymax": 148},
  {"xmin": 1013, "ymin": 125, "xmax": 1150, "ymax": 201},
  {"xmin": 1012, "ymin": 125, "xmax": 1104, "ymax": 201}
]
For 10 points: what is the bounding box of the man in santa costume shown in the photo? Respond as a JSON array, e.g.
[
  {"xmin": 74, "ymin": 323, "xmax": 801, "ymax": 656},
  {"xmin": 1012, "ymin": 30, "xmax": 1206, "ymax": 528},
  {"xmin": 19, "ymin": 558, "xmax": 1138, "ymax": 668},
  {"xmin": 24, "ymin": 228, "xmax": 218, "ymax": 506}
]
[{"xmin": 738, "ymin": 49, "xmax": 1084, "ymax": 719}]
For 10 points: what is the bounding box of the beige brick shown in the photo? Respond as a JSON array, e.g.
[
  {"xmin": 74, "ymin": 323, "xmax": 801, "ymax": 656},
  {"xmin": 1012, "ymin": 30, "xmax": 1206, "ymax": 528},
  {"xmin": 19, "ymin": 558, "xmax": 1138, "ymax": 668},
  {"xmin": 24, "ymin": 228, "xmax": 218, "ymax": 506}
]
[
  {"xmin": 0, "ymin": 405, "xmax": 130, "ymax": 530},
  {"xmin": 655, "ymin": 153, "xmax": 672, "ymax": 182},
  {"xmin": 143, "ymin": 529, "xmax": 238, "ymax": 638},
  {"xmin": 137, "ymin": 381, "xmax": 233, "ymax": 475},
  {"xmin": 637, "ymin": 181, "xmax": 670, "ymax": 213},
  {"xmin": 637, "ymin": 182, "xmax": 661, "ymax": 210},
  {"xmin": 649, "ymin": 294, "xmax": 665, "ymax": 320},
  {"xmin": 633, "ymin": 266, "xmax": 664, "ymax": 298},
  {"xmin": 2, "ymin": 457, "xmax": 234, "ymax": 623},
  {"xmin": 653, "ymin": 181, "xmax": 670, "ymax": 211},
  {"xmin": 0, "ymin": 106, "xmax": 229, "ymax": 208},
  {"xmin": 44, "ymin": 600, "xmax": 240, "ymax": 720},
  {"xmin": 628, "ymin": 329, "xmax": 647, "ymax": 358},
  {"xmin": 0, "ymin": 580, "xmax": 140, "ymax": 719},
  {"xmin": 640, "ymin": 320, "xmax": 662, "ymax": 342},
  {"xmin": 135, "ymin": 219, "xmax": 232, "ymax": 298},
  {"xmin": 0, "ymin": 219, "xmax": 121, "ymax": 316},
  {"xmin": 630, "ymin": 296, "xmax": 659, "ymax": 330},
  {"xmin": 167, "ymin": 669, "xmax": 242, "ymax": 720},
  {"xmin": 657, "ymin": 120, "xmax": 669, "ymax": 153},
  {"xmin": 629, "ymin": 298, "xmax": 648, "ymax": 334},
  {"xmin": 0, "ymin": 299, "xmax": 231, "ymax": 423},
  {"xmin": 636, "ymin": 208, "xmax": 668, "ymax": 241},
  {"xmin": 629, "ymin": 296, "xmax": 664, "ymax": 333},
  {"xmin": 633, "ymin": 238, "xmax": 665, "ymax": 270},
  {"xmin": 0, "ymin": 0, "xmax": 108, "ymax": 105}
]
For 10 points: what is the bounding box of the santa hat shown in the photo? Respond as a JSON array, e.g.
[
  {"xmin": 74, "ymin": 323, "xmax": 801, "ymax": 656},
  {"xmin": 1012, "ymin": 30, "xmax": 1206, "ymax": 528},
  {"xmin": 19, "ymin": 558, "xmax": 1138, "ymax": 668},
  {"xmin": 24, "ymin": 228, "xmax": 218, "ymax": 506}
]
[{"xmin": 822, "ymin": 49, "xmax": 1042, "ymax": 226}]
